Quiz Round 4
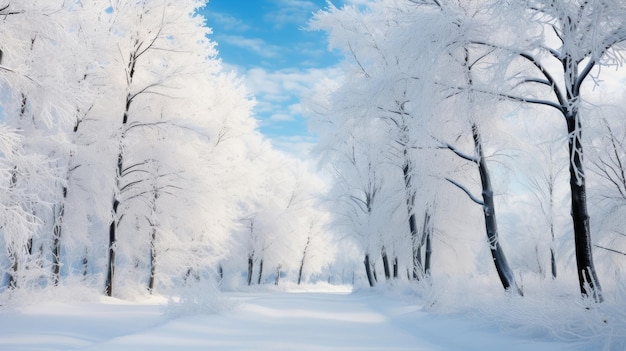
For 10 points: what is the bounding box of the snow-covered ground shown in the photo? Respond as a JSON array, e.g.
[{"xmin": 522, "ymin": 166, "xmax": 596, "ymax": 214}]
[{"xmin": 0, "ymin": 284, "xmax": 584, "ymax": 351}]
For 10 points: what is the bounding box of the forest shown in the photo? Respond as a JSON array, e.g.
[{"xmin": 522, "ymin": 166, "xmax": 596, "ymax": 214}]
[{"xmin": 1, "ymin": 1, "xmax": 626, "ymax": 346}]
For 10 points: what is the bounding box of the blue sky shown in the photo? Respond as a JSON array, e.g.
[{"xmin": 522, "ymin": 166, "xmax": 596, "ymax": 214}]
[{"xmin": 199, "ymin": 0, "xmax": 352, "ymax": 157}]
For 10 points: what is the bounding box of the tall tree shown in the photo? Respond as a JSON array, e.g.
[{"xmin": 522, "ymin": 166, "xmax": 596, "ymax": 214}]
[{"xmin": 463, "ymin": 0, "xmax": 626, "ymax": 301}]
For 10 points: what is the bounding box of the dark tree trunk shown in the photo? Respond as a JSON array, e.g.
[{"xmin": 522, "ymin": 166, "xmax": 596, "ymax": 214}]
[
  {"xmin": 381, "ymin": 246, "xmax": 391, "ymax": 280},
  {"xmin": 297, "ymin": 236, "xmax": 311, "ymax": 285},
  {"xmin": 147, "ymin": 188, "xmax": 159, "ymax": 294},
  {"xmin": 392, "ymin": 257, "xmax": 398, "ymax": 279},
  {"xmin": 52, "ymin": 186, "xmax": 67, "ymax": 286},
  {"xmin": 104, "ymin": 198, "xmax": 119, "ymax": 297},
  {"xmin": 247, "ymin": 255, "xmax": 254, "ymax": 286},
  {"xmin": 257, "ymin": 258, "xmax": 263, "ymax": 285},
  {"xmin": 566, "ymin": 114, "xmax": 602, "ymax": 301},
  {"xmin": 403, "ymin": 157, "xmax": 422, "ymax": 281},
  {"xmin": 297, "ymin": 261, "xmax": 304, "ymax": 285},
  {"xmin": 148, "ymin": 226, "xmax": 156, "ymax": 293},
  {"xmin": 550, "ymin": 247, "xmax": 557, "ymax": 279},
  {"xmin": 364, "ymin": 254, "xmax": 375, "ymax": 287},
  {"xmin": 424, "ymin": 222, "xmax": 432, "ymax": 277},
  {"xmin": 82, "ymin": 254, "xmax": 88, "ymax": 277},
  {"xmin": 275, "ymin": 265, "xmax": 281, "ymax": 286},
  {"xmin": 472, "ymin": 124, "xmax": 522, "ymax": 296},
  {"xmin": 6, "ymin": 167, "xmax": 19, "ymax": 289},
  {"xmin": 105, "ymin": 42, "xmax": 142, "ymax": 297}
]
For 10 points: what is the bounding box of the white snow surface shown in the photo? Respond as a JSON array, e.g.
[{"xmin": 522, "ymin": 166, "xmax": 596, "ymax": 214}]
[{"xmin": 0, "ymin": 285, "xmax": 584, "ymax": 350}]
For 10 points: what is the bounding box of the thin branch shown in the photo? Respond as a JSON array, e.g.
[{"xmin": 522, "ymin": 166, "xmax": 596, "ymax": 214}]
[
  {"xmin": 595, "ymin": 245, "xmax": 626, "ymax": 257},
  {"xmin": 441, "ymin": 143, "xmax": 477, "ymax": 162},
  {"xmin": 446, "ymin": 177, "xmax": 484, "ymax": 205}
]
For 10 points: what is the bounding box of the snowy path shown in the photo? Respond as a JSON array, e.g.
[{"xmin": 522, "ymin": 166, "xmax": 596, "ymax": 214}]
[{"xmin": 0, "ymin": 289, "xmax": 570, "ymax": 351}]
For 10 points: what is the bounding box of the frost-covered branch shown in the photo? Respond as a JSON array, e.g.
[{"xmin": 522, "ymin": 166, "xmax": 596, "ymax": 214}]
[{"xmin": 445, "ymin": 177, "xmax": 484, "ymax": 206}]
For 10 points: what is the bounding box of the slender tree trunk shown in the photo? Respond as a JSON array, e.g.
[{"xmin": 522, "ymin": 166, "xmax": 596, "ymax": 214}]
[
  {"xmin": 566, "ymin": 114, "xmax": 602, "ymax": 301},
  {"xmin": 381, "ymin": 246, "xmax": 391, "ymax": 280},
  {"xmin": 147, "ymin": 187, "xmax": 159, "ymax": 294},
  {"xmin": 148, "ymin": 226, "xmax": 156, "ymax": 293},
  {"xmin": 297, "ymin": 236, "xmax": 311, "ymax": 285},
  {"xmin": 104, "ymin": 198, "xmax": 119, "ymax": 296},
  {"xmin": 6, "ymin": 168, "xmax": 19, "ymax": 289},
  {"xmin": 275, "ymin": 265, "xmax": 281, "ymax": 286},
  {"xmin": 51, "ymin": 186, "xmax": 67, "ymax": 286},
  {"xmin": 247, "ymin": 254, "xmax": 254, "ymax": 286},
  {"xmin": 372, "ymin": 262, "xmax": 378, "ymax": 282},
  {"xmin": 403, "ymin": 157, "xmax": 422, "ymax": 281},
  {"xmin": 364, "ymin": 254, "xmax": 375, "ymax": 287},
  {"xmin": 549, "ymin": 174, "xmax": 557, "ymax": 280},
  {"xmin": 550, "ymin": 246, "xmax": 557, "ymax": 279},
  {"xmin": 472, "ymin": 124, "xmax": 522, "ymax": 296},
  {"xmin": 392, "ymin": 257, "xmax": 398, "ymax": 279},
  {"xmin": 82, "ymin": 254, "xmax": 88, "ymax": 277},
  {"xmin": 424, "ymin": 223, "xmax": 432, "ymax": 277},
  {"xmin": 105, "ymin": 43, "xmax": 141, "ymax": 296},
  {"xmin": 257, "ymin": 258, "xmax": 263, "ymax": 285}
]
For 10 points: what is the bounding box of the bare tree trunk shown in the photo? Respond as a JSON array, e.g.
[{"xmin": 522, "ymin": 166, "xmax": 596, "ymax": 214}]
[
  {"xmin": 275, "ymin": 265, "xmax": 281, "ymax": 286},
  {"xmin": 403, "ymin": 156, "xmax": 422, "ymax": 281},
  {"xmin": 364, "ymin": 254, "xmax": 375, "ymax": 287},
  {"xmin": 51, "ymin": 188, "xmax": 65, "ymax": 286},
  {"xmin": 381, "ymin": 246, "xmax": 391, "ymax": 280},
  {"xmin": 104, "ymin": 198, "xmax": 119, "ymax": 296},
  {"xmin": 257, "ymin": 258, "xmax": 264, "ymax": 285},
  {"xmin": 148, "ymin": 226, "xmax": 156, "ymax": 293},
  {"xmin": 566, "ymin": 114, "xmax": 601, "ymax": 301},
  {"xmin": 6, "ymin": 168, "xmax": 19, "ymax": 289},
  {"xmin": 550, "ymin": 245, "xmax": 557, "ymax": 280},
  {"xmin": 472, "ymin": 124, "xmax": 522, "ymax": 296},
  {"xmin": 392, "ymin": 257, "xmax": 398, "ymax": 279},
  {"xmin": 247, "ymin": 254, "xmax": 254, "ymax": 286},
  {"xmin": 297, "ymin": 236, "xmax": 311, "ymax": 285},
  {"xmin": 424, "ymin": 222, "xmax": 432, "ymax": 277}
]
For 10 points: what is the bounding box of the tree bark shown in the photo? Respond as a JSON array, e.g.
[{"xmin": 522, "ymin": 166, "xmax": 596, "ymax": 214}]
[
  {"xmin": 257, "ymin": 258, "xmax": 263, "ymax": 285},
  {"xmin": 148, "ymin": 226, "xmax": 156, "ymax": 293},
  {"xmin": 104, "ymin": 198, "xmax": 118, "ymax": 296},
  {"xmin": 51, "ymin": 185, "xmax": 68, "ymax": 286},
  {"xmin": 566, "ymin": 115, "xmax": 602, "ymax": 301},
  {"xmin": 275, "ymin": 265, "xmax": 281, "ymax": 286},
  {"xmin": 297, "ymin": 236, "xmax": 311, "ymax": 285},
  {"xmin": 472, "ymin": 124, "xmax": 522, "ymax": 296},
  {"xmin": 424, "ymin": 221, "xmax": 432, "ymax": 277},
  {"xmin": 403, "ymin": 157, "xmax": 422, "ymax": 281},
  {"xmin": 392, "ymin": 257, "xmax": 398, "ymax": 279},
  {"xmin": 381, "ymin": 246, "xmax": 391, "ymax": 280},
  {"xmin": 247, "ymin": 254, "xmax": 253, "ymax": 286},
  {"xmin": 364, "ymin": 254, "xmax": 375, "ymax": 287}
]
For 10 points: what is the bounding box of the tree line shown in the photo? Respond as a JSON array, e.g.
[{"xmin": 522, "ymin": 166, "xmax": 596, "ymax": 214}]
[
  {"xmin": 0, "ymin": 0, "xmax": 335, "ymax": 299},
  {"xmin": 307, "ymin": 0, "xmax": 626, "ymax": 302}
]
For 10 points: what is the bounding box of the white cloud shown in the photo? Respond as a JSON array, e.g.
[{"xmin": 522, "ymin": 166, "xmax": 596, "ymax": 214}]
[
  {"xmin": 269, "ymin": 135, "xmax": 319, "ymax": 161},
  {"xmin": 219, "ymin": 35, "xmax": 282, "ymax": 58},
  {"xmin": 270, "ymin": 113, "xmax": 295, "ymax": 122},
  {"xmin": 206, "ymin": 12, "xmax": 251, "ymax": 32},
  {"xmin": 240, "ymin": 65, "xmax": 343, "ymax": 157},
  {"xmin": 244, "ymin": 66, "xmax": 342, "ymax": 100},
  {"xmin": 265, "ymin": 0, "xmax": 319, "ymax": 28}
]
